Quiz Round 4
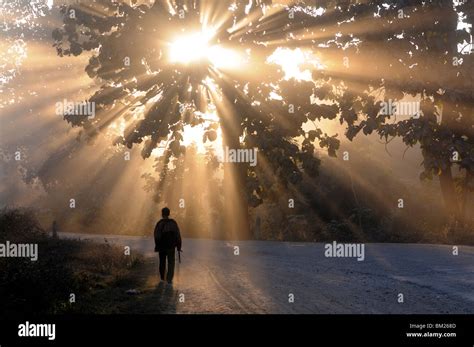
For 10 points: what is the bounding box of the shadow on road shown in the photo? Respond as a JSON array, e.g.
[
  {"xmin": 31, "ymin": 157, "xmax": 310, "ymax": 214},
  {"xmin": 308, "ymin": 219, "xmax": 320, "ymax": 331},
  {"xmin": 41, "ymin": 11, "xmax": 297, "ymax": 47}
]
[{"xmin": 118, "ymin": 258, "xmax": 179, "ymax": 314}]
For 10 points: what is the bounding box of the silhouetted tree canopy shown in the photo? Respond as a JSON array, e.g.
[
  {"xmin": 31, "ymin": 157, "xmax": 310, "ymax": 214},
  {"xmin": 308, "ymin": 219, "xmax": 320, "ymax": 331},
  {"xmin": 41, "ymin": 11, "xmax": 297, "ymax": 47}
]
[{"xmin": 53, "ymin": 0, "xmax": 473, "ymax": 224}]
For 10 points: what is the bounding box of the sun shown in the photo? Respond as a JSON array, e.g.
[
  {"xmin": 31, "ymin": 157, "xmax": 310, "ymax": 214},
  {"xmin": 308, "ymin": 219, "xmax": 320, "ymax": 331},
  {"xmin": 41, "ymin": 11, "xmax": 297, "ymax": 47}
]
[
  {"xmin": 168, "ymin": 30, "xmax": 214, "ymax": 64},
  {"xmin": 168, "ymin": 30, "xmax": 241, "ymax": 69}
]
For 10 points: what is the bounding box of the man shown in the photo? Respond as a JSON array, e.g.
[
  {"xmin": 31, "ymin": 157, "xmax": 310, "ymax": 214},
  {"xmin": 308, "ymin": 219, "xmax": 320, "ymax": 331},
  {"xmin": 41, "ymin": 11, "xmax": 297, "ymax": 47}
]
[{"xmin": 154, "ymin": 207, "xmax": 182, "ymax": 284}]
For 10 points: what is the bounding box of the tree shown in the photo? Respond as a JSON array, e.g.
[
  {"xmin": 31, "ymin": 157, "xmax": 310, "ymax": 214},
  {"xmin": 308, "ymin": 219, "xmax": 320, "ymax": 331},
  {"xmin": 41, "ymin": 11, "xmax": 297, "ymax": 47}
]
[
  {"xmin": 297, "ymin": 0, "xmax": 473, "ymax": 224},
  {"xmin": 53, "ymin": 0, "xmax": 340, "ymax": 239},
  {"xmin": 53, "ymin": 0, "xmax": 473, "ymax": 239}
]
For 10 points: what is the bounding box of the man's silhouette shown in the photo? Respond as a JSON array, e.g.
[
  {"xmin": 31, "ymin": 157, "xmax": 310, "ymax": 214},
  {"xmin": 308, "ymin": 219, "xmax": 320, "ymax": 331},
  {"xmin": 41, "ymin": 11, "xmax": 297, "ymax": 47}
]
[{"xmin": 154, "ymin": 207, "xmax": 182, "ymax": 284}]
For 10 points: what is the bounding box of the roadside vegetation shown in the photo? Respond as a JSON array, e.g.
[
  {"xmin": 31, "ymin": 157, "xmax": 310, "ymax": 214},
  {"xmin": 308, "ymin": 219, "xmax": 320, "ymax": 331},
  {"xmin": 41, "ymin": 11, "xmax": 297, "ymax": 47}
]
[{"xmin": 0, "ymin": 208, "xmax": 143, "ymax": 315}]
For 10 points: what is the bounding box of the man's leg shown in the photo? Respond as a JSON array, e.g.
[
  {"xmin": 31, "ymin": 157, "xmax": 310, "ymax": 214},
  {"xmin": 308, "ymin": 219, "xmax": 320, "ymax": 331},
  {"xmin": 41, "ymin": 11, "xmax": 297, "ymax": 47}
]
[
  {"xmin": 158, "ymin": 251, "xmax": 167, "ymax": 281},
  {"xmin": 166, "ymin": 249, "xmax": 176, "ymax": 283}
]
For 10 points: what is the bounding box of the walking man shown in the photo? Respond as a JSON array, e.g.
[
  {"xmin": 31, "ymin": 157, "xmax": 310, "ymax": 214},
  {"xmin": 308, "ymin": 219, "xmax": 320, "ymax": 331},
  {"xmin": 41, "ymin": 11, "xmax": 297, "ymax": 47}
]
[{"xmin": 154, "ymin": 207, "xmax": 182, "ymax": 284}]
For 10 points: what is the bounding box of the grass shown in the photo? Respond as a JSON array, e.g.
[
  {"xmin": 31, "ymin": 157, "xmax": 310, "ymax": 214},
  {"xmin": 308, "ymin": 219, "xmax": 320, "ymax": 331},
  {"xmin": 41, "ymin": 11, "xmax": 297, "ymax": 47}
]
[{"xmin": 0, "ymin": 208, "xmax": 144, "ymax": 315}]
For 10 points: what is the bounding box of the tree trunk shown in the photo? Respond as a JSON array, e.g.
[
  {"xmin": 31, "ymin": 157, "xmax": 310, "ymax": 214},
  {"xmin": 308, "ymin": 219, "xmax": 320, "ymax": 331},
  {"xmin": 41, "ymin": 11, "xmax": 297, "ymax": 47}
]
[
  {"xmin": 439, "ymin": 165, "xmax": 460, "ymax": 221},
  {"xmin": 437, "ymin": 93, "xmax": 463, "ymax": 223}
]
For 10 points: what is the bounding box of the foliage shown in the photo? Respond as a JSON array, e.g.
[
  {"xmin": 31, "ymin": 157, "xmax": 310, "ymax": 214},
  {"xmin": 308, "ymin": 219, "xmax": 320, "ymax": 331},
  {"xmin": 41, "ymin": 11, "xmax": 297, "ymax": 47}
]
[
  {"xmin": 0, "ymin": 208, "xmax": 141, "ymax": 315},
  {"xmin": 303, "ymin": 0, "xmax": 473, "ymax": 219},
  {"xmin": 52, "ymin": 0, "xmax": 340, "ymax": 207},
  {"xmin": 51, "ymin": 0, "xmax": 473, "ymax": 236}
]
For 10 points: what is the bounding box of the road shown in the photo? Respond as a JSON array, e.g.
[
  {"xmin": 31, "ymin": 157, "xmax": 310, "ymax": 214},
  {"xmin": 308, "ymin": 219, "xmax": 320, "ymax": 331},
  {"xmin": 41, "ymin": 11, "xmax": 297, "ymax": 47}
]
[{"xmin": 62, "ymin": 233, "xmax": 474, "ymax": 314}]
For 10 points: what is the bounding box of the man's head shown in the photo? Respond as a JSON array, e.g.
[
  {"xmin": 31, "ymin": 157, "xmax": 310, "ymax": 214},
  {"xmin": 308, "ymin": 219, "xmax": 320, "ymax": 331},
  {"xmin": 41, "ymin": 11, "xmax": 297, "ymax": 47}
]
[{"xmin": 162, "ymin": 207, "xmax": 170, "ymax": 218}]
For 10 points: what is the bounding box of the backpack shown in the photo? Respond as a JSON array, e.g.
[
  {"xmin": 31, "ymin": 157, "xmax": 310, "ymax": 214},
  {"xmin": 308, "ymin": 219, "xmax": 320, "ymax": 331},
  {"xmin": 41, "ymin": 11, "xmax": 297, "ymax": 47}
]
[{"xmin": 157, "ymin": 219, "xmax": 179, "ymax": 250}]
